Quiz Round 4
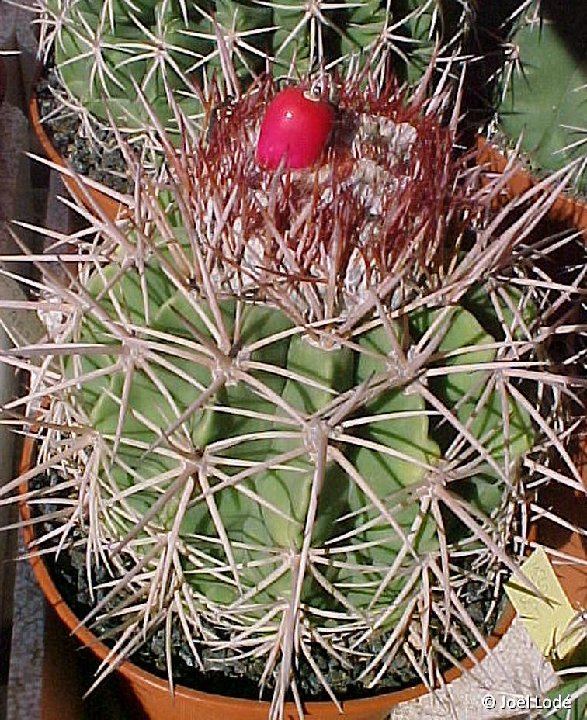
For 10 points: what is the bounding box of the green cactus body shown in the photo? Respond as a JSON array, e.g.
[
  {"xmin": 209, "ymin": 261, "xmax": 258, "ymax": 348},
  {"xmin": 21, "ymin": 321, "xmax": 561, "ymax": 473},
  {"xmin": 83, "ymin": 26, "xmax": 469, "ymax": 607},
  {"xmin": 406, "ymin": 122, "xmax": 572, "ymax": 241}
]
[
  {"xmin": 48, "ymin": 0, "xmax": 206, "ymax": 130},
  {"xmin": 251, "ymin": 335, "xmax": 355, "ymax": 547},
  {"xmin": 71, "ymin": 246, "xmax": 535, "ymax": 623},
  {"xmin": 497, "ymin": 2, "xmax": 587, "ymax": 193},
  {"xmin": 40, "ymin": 0, "xmax": 474, "ymax": 133}
]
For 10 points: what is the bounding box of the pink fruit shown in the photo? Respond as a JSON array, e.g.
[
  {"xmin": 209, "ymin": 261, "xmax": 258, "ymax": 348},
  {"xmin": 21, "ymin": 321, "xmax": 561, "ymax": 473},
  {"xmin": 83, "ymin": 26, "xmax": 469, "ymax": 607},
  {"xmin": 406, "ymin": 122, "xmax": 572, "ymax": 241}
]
[{"xmin": 255, "ymin": 86, "xmax": 335, "ymax": 170}]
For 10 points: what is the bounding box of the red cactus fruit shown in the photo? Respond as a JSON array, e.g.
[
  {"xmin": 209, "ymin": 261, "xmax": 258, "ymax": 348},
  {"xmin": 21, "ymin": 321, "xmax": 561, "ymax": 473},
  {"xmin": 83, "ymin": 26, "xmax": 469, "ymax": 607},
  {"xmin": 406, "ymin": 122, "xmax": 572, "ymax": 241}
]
[{"xmin": 255, "ymin": 86, "xmax": 335, "ymax": 170}]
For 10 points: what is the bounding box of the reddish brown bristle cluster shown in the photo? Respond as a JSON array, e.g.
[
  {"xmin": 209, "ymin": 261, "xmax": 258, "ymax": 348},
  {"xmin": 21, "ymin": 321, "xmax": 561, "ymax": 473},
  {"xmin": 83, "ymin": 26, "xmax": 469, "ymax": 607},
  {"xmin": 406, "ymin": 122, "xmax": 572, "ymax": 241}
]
[{"xmin": 180, "ymin": 75, "xmax": 478, "ymax": 322}]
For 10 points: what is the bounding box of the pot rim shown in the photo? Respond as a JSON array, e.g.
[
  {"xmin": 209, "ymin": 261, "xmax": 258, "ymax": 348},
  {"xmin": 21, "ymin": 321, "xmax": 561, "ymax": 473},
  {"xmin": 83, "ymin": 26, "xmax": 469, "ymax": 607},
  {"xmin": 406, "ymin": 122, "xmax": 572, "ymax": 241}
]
[
  {"xmin": 18, "ymin": 430, "xmax": 516, "ymax": 716},
  {"xmin": 476, "ymin": 136, "xmax": 587, "ymax": 235},
  {"xmin": 28, "ymin": 78, "xmax": 126, "ymax": 223}
]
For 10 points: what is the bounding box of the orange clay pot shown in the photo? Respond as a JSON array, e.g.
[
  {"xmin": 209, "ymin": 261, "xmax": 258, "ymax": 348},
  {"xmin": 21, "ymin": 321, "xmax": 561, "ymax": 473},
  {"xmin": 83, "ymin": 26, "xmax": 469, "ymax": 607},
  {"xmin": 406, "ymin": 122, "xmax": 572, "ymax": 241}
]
[
  {"xmin": 19, "ymin": 432, "xmax": 516, "ymax": 720},
  {"xmin": 29, "ymin": 87, "xmax": 125, "ymax": 223}
]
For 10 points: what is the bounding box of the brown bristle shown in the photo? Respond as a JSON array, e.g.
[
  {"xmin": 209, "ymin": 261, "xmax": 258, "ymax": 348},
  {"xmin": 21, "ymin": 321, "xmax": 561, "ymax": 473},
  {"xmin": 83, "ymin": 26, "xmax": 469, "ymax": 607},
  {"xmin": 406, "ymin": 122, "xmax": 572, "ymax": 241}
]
[{"xmin": 176, "ymin": 74, "xmax": 477, "ymax": 324}]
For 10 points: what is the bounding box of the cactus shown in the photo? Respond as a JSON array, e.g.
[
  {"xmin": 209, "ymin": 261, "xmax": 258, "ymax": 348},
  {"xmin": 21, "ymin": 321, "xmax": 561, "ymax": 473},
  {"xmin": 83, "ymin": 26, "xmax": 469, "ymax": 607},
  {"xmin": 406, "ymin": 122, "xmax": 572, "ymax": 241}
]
[
  {"xmin": 541, "ymin": 664, "xmax": 587, "ymax": 720},
  {"xmin": 36, "ymin": 0, "xmax": 476, "ymax": 134},
  {"xmin": 4, "ymin": 62, "xmax": 587, "ymax": 718},
  {"xmin": 540, "ymin": 612, "xmax": 587, "ymax": 718},
  {"xmin": 493, "ymin": 0, "xmax": 587, "ymax": 193}
]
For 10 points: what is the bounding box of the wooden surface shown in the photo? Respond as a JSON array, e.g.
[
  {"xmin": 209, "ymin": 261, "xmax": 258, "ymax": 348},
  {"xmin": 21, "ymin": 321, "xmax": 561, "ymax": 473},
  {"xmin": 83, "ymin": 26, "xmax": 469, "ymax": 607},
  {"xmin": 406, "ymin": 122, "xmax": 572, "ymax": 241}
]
[
  {"xmin": 0, "ymin": 348, "xmax": 17, "ymax": 720},
  {"xmin": 0, "ymin": 5, "xmax": 81, "ymax": 718},
  {"xmin": 0, "ymin": 5, "xmax": 38, "ymax": 714}
]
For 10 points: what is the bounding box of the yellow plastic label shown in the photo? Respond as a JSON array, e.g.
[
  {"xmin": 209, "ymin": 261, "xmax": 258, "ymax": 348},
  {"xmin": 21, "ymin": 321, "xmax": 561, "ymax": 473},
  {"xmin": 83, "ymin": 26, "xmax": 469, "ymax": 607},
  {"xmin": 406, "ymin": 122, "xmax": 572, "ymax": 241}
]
[{"xmin": 505, "ymin": 547, "xmax": 583, "ymax": 662}]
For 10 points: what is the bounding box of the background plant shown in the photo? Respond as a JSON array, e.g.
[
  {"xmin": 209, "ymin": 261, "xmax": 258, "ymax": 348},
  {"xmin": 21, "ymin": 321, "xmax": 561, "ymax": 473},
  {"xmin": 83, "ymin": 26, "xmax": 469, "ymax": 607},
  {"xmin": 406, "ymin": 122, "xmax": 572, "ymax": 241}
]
[
  {"xmin": 4, "ymin": 62, "xmax": 587, "ymax": 719},
  {"xmin": 36, "ymin": 0, "xmax": 476, "ymax": 136},
  {"xmin": 538, "ymin": 612, "xmax": 587, "ymax": 720},
  {"xmin": 491, "ymin": 0, "xmax": 587, "ymax": 194}
]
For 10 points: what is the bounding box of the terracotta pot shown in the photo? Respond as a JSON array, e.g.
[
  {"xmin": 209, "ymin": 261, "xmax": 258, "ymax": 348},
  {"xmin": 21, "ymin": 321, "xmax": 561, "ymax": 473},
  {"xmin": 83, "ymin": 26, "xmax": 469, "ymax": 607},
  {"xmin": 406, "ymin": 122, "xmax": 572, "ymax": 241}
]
[
  {"xmin": 29, "ymin": 86, "xmax": 125, "ymax": 222},
  {"xmin": 19, "ymin": 432, "xmax": 515, "ymax": 720},
  {"xmin": 476, "ymin": 137, "xmax": 587, "ymax": 234},
  {"xmin": 536, "ymin": 477, "xmax": 587, "ymax": 612}
]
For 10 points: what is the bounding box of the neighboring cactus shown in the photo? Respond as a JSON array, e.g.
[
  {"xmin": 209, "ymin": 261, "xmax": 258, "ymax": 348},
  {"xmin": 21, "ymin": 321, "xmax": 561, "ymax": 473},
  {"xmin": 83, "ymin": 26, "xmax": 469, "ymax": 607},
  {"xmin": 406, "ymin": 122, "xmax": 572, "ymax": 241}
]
[
  {"xmin": 541, "ymin": 662, "xmax": 587, "ymax": 720},
  {"xmin": 493, "ymin": 0, "xmax": 587, "ymax": 193},
  {"xmin": 5, "ymin": 64, "xmax": 587, "ymax": 718},
  {"xmin": 36, "ymin": 0, "xmax": 476, "ymax": 133}
]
